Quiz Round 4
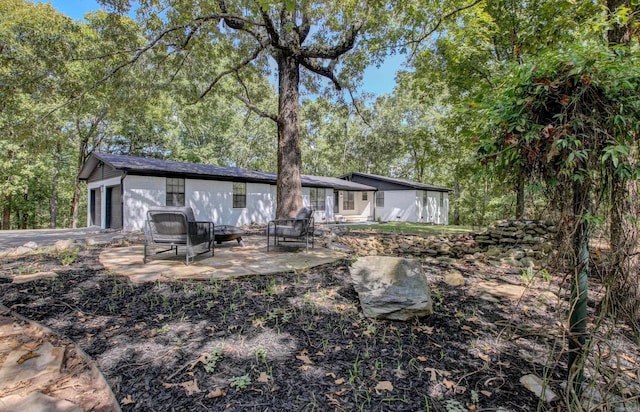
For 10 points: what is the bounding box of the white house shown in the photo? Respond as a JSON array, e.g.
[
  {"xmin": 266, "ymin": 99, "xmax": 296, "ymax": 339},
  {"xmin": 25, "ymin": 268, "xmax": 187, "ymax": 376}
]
[
  {"xmin": 79, "ymin": 152, "xmax": 376, "ymax": 231},
  {"xmin": 340, "ymin": 172, "xmax": 450, "ymax": 224}
]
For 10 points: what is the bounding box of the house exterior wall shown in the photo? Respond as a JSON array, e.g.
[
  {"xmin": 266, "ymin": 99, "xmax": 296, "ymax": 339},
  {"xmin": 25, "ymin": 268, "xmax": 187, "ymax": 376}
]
[
  {"xmin": 189, "ymin": 180, "xmax": 276, "ymax": 226},
  {"xmin": 87, "ymin": 176, "xmax": 122, "ymax": 229},
  {"xmin": 417, "ymin": 190, "xmax": 449, "ymax": 224},
  {"xmin": 375, "ymin": 190, "xmax": 419, "ymax": 222},
  {"xmin": 116, "ymin": 176, "xmax": 278, "ymax": 231},
  {"xmin": 87, "ymin": 163, "xmax": 122, "ymax": 182}
]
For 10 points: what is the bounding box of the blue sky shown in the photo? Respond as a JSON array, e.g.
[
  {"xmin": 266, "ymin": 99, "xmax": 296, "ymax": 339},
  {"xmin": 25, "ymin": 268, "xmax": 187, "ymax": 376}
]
[{"xmin": 36, "ymin": 0, "xmax": 403, "ymax": 96}]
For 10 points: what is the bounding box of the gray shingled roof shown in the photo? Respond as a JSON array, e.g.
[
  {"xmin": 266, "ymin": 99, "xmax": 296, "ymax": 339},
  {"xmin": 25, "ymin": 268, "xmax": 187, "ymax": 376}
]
[
  {"xmin": 80, "ymin": 152, "xmax": 374, "ymax": 191},
  {"xmin": 341, "ymin": 172, "xmax": 451, "ymax": 192}
]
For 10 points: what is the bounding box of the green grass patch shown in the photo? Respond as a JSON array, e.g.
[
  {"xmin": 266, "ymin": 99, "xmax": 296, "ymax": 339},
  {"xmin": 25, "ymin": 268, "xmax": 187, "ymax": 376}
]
[{"xmin": 345, "ymin": 222, "xmax": 476, "ymax": 235}]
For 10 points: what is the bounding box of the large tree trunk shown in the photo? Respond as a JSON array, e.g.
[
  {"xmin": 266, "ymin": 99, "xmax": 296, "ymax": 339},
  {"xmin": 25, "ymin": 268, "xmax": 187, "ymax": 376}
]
[{"xmin": 275, "ymin": 53, "xmax": 303, "ymax": 218}]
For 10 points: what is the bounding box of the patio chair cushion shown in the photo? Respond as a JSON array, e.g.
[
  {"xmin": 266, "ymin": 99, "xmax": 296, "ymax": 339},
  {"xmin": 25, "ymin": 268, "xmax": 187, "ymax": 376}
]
[{"xmin": 148, "ymin": 207, "xmax": 195, "ymax": 243}]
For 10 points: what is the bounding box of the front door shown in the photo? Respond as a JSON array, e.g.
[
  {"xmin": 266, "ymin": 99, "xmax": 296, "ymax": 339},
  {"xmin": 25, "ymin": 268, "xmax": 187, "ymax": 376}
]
[{"xmin": 105, "ymin": 186, "xmax": 122, "ymax": 229}]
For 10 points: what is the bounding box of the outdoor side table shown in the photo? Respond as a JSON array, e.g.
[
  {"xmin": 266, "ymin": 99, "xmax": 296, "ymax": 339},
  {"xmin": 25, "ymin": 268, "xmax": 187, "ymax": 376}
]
[{"xmin": 214, "ymin": 225, "xmax": 245, "ymax": 246}]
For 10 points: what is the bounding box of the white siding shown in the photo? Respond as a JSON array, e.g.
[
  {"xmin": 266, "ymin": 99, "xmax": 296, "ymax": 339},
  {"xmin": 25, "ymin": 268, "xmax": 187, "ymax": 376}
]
[
  {"xmin": 375, "ymin": 190, "xmax": 418, "ymax": 222},
  {"xmin": 418, "ymin": 190, "xmax": 449, "ymax": 224},
  {"xmin": 119, "ymin": 176, "xmax": 277, "ymax": 231},
  {"xmin": 189, "ymin": 180, "xmax": 275, "ymax": 226},
  {"xmin": 121, "ymin": 175, "xmax": 166, "ymax": 231}
]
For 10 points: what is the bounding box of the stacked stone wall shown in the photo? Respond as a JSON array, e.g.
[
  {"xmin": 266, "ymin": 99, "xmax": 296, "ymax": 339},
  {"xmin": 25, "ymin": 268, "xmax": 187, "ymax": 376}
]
[{"xmin": 326, "ymin": 219, "xmax": 557, "ymax": 268}]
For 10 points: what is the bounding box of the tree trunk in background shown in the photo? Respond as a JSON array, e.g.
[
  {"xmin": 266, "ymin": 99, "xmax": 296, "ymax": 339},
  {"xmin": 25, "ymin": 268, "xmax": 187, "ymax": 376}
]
[
  {"xmin": 275, "ymin": 53, "xmax": 303, "ymax": 218},
  {"xmin": 453, "ymin": 175, "xmax": 460, "ymax": 225},
  {"xmin": 610, "ymin": 170, "xmax": 640, "ymax": 333},
  {"xmin": 516, "ymin": 173, "xmax": 525, "ymax": 219},
  {"xmin": 2, "ymin": 195, "xmax": 10, "ymax": 230},
  {"xmin": 607, "ymin": 0, "xmax": 640, "ymax": 333},
  {"xmin": 50, "ymin": 142, "xmax": 61, "ymax": 228},
  {"xmin": 71, "ymin": 138, "xmax": 89, "ymax": 228}
]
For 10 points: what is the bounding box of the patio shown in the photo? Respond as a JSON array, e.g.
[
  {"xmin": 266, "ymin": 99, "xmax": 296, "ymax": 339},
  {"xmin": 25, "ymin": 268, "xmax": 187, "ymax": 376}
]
[{"xmin": 100, "ymin": 234, "xmax": 347, "ymax": 283}]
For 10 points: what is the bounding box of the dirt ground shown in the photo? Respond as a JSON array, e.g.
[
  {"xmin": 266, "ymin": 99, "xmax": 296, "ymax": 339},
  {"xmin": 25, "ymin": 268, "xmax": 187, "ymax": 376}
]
[{"xmin": 0, "ymin": 234, "xmax": 638, "ymax": 411}]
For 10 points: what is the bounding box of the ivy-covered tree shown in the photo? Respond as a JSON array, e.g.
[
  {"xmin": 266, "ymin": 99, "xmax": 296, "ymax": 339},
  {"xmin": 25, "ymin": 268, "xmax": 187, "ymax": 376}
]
[{"xmin": 478, "ymin": 43, "xmax": 640, "ymax": 400}]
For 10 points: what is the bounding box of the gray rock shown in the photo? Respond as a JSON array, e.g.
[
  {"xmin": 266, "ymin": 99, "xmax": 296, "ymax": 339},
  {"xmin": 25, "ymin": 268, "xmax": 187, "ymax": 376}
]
[
  {"xmin": 444, "ymin": 269, "xmax": 465, "ymax": 286},
  {"xmin": 54, "ymin": 239, "xmax": 75, "ymax": 252},
  {"xmin": 327, "ymin": 242, "xmax": 352, "ymax": 252},
  {"xmin": 23, "ymin": 241, "xmax": 38, "ymax": 249},
  {"xmin": 350, "ymin": 256, "xmax": 433, "ymax": 321}
]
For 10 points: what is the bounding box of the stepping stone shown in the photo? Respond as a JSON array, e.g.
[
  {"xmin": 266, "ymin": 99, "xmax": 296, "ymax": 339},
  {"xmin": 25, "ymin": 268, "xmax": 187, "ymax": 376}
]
[
  {"xmin": 12, "ymin": 272, "xmax": 57, "ymax": 284},
  {"xmin": 0, "ymin": 392, "xmax": 81, "ymax": 412},
  {"xmin": 0, "ymin": 341, "xmax": 64, "ymax": 391}
]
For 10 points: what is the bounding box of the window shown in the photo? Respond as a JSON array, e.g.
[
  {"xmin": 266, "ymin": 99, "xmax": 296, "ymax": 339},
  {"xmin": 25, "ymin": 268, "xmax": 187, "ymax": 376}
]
[
  {"xmin": 166, "ymin": 178, "xmax": 185, "ymax": 206},
  {"xmin": 309, "ymin": 187, "xmax": 325, "ymax": 211},
  {"xmin": 362, "ymin": 192, "xmax": 368, "ymax": 201},
  {"xmin": 375, "ymin": 191, "xmax": 384, "ymax": 208},
  {"xmin": 343, "ymin": 191, "xmax": 355, "ymax": 210},
  {"xmin": 423, "ymin": 191, "xmax": 428, "ymax": 205},
  {"xmin": 233, "ymin": 182, "xmax": 246, "ymax": 208},
  {"xmin": 440, "ymin": 192, "xmax": 444, "ymax": 208}
]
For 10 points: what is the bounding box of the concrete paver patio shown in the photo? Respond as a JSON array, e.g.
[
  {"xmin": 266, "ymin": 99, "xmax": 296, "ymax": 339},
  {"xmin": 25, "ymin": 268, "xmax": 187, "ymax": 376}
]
[{"xmin": 99, "ymin": 235, "xmax": 347, "ymax": 283}]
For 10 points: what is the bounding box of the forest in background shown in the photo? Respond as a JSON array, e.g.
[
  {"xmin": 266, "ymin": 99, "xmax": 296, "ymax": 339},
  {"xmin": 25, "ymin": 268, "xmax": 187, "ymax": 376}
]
[
  {"xmin": 0, "ymin": 0, "xmax": 637, "ymax": 230},
  {"xmin": 2, "ymin": 0, "xmax": 640, "ymax": 403}
]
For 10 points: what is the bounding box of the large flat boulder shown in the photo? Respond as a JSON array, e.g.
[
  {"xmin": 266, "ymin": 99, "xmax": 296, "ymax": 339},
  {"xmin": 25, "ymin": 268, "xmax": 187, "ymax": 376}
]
[{"xmin": 350, "ymin": 256, "xmax": 433, "ymax": 320}]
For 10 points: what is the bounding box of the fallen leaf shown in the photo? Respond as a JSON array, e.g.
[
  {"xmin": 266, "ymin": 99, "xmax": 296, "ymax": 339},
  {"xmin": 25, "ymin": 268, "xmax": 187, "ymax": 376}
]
[
  {"xmin": 477, "ymin": 352, "xmax": 490, "ymax": 362},
  {"xmin": 17, "ymin": 351, "xmax": 40, "ymax": 364},
  {"xmin": 335, "ymin": 388, "xmax": 349, "ymax": 396},
  {"xmin": 424, "ymin": 367, "xmax": 437, "ymax": 382},
  {"xmin": 461, "ymin": 325, "xmax": 473, "ymax": 332},
  {"xmin": 162, "ymin": 379, "xmax": 202, "ymax": 396},
  {"xmin": 296, "ymin": 354, "xmax": 313, "ymax": 364},
  {"xmin": 207, "ymin": 388, "xmax": 226, "ymax": 398},
  {"xmin": 326, "ymin": 394, "xmax": 341, "ymax": 407},
  {"xmin": 443, "ymin": 379, "xmax": 456, "ymax": 390},
  {"xmin": 375, "ymin": 381, "xmax": 394, "ymax": 392},
  {"xmin": 455, "ymin": 385, "xmax": 466, "ymax": 394},
  {"xmin": 120, "ymin": 395, "xmax": 134, "ymax": 405},
  {"xmin": 335, "ymin": 378, "xmax": 345, "ymax": 385},
  {"xmin": 257, "ymin": 372, "xmax": 269, "ymax": 383},
  {"xmin": 325, "ymin": 372, "xmax": 336, "ymax": 379},
  {"xmin": 417, "ymin": 356, "xmax": 428, "ymax": 362},
  {"xmin": 416, "ymin": 325, "xmax": 434, "ymax": 334},
  {"xmin": 300, "ymin": 365, "xmax": 312, "ymax": 371},
  {"xmin": 480, "ymin": 390, "xmax": 492, "ymax": 397}
]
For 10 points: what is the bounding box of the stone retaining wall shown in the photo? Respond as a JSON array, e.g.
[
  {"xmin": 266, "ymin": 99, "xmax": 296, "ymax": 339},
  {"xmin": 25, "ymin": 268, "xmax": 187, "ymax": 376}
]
[{"xmin": 327, "ymin": 219, "xmax": 557, "ymax": 269}]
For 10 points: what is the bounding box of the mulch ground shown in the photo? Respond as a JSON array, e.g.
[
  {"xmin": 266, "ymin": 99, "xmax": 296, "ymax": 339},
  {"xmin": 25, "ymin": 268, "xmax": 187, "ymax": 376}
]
[{"xmin": 0, "ymin": 235, "xmax": 638, "ymax": 411}]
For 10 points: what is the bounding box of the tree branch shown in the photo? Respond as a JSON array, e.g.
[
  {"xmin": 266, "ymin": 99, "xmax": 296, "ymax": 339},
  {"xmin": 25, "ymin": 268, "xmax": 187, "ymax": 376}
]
[
  {"xmin": 257, "ymin": 4, "xmax": 281, "ymax": 47},
  {"xmin": 199, "ymin": 44, "xmax": 267, "ymax": 100},
  {"xmin": 301, "ymin": 20, "xmax": 363, "ymax": 59},
  {"xmin": 234, "ymin": 73, "xmax": 279, "ymax": 123},
  {"xmin": 296, "ymin": 8, "xmax": 311, "ymax": 43},
  {"xmin": 403, "ymin": 0, "xmax": 483, "ymax": 56},
  {"xmin": 299, "ymin": 57, "xmax": 342, "ymax": 90}
]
